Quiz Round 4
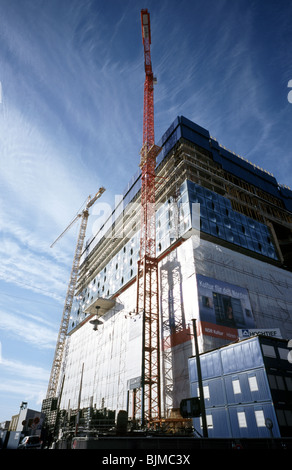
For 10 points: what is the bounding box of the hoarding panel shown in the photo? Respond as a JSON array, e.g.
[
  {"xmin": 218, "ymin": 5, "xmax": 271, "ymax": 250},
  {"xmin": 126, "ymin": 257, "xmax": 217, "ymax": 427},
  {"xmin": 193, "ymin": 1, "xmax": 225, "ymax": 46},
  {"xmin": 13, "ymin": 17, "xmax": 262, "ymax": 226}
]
[{"xmin": 196, "ymin": 274, "xmax": 255, "ymax": 341}]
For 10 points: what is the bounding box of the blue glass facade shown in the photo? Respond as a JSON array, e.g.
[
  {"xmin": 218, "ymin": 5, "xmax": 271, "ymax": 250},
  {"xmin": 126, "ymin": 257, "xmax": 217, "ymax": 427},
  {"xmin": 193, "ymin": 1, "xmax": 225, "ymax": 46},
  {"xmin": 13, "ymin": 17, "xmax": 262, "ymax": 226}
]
[
  {"xmin": 85, "ymin": 116, "xmax": 292, "ymax": 260},
  {"xmin": 184, "ymin": 180, "xmax": 278, "ymax": 260}
]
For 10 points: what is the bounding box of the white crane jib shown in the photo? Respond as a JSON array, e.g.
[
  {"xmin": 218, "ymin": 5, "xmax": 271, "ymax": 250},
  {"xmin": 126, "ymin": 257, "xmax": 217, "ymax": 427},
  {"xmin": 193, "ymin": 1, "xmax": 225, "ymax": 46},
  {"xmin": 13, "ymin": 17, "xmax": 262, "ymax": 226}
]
[{"xmin": 46, "ymin": 186, "xmax": 105, "ymax": 399}]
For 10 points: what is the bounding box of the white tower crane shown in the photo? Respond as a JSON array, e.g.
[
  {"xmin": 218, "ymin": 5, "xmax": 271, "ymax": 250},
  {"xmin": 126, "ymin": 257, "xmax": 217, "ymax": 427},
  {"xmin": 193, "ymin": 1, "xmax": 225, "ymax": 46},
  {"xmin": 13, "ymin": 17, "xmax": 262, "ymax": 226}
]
[{"xmin": 46, "ymin": 187, "xmax": 105, "ymax": 399}]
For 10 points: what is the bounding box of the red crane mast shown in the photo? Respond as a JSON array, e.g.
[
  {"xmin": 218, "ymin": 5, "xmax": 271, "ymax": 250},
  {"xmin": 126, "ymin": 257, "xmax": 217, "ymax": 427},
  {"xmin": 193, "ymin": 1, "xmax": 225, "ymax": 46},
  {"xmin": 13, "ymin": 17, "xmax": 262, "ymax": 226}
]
[{"xmin": 136, "ymin": 9, "xmax": 161, "ymax": 427}]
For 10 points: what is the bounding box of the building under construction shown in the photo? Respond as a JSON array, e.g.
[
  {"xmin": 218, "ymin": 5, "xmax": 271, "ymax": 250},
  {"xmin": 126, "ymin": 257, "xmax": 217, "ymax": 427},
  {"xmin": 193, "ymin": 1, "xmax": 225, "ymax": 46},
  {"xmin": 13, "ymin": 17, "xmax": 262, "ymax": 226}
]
[
  {"xmin": 43, "ymin": 11, "xmax": 292, "ymax": 439},
  {"xmin": 45, "ymin": 114, "xmax": 292, "ymax": 429}
]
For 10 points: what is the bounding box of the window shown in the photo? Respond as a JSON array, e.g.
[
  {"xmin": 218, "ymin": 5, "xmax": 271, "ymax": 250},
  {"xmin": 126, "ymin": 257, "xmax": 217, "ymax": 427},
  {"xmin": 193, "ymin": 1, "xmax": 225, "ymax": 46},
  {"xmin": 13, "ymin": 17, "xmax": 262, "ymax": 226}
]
[
  {"xmin": 255, "ymin": 410, "xmax": 265, "ymax": 427},
  {"xmin": 268, "ymin": 374, "xmax": 277, "ymax": 389},
  {"xmin": 206, "ymin": 414, "xmax": 213, "ymax": 429},
  {"xmin": 200, "ymin": 414, "xmax": 213, "ymax": 429},
  {"xmin": 248, "ymin": 375, "xmax": 259, "ymax": 392},
  {"xmin": 268, "ymin": 374, "xmax": 286, "ymax": 390},
  {"xmin": 262, "ymin": 344, "xmax": 276, "ymax": 358},
  {"xmin": 237, "ymin": 411, "xmax": 247, "ymax": 428},
  {"xmin": 275, "ymin": 375, "xmax": 285, "ymax": 390},
  {"xmin": 277, "ymin": 409, "xmax": 292, "ymax": 427},
  {"xmin": 276, "ymin": 409, "xmax": 286, "ymax": 426},
  {"xmin": 232, "ymin": 379, "xmax": 241, "ymax": 394},
  {"xmin": 203, "ymin": 385, "xmax": 210, "ymax": 400},
  {"xmin": 278, "ymin": 348, "xmax": 288, "ymax": 361},
  {"xmin": 196, "ymin": 385, "xmax": 210, "ymax": 400},
  {"xmin": 285, "ymin": 376, "xmax": 292, "ymax": 391},
  {"xmin": 285, "ymin": 410, "xmax": 292, "ymax": 426}
]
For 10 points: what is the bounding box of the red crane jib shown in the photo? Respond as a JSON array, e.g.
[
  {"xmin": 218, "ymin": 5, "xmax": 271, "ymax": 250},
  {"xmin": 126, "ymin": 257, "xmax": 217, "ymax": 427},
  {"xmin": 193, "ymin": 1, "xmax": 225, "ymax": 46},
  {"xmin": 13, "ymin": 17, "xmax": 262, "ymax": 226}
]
[{"xmin": 141, "ymin": 9, "xmax": 155, "ymax": 150}]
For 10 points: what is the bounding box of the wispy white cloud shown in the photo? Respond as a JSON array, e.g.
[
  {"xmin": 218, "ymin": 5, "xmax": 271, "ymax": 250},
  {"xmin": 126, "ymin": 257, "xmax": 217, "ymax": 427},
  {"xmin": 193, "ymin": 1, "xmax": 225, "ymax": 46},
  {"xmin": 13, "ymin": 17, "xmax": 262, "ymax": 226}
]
[
  {"xmin": 1, "ymin": 357, "xmax": 50, "ymax": 382},
  {"xmin": 0, "ymin": 228, "xmax": 70, "ymax": 301},
  {"xmin": 0, "ymin": 308, "xmax": 57, "ymax": 349},
  {"xmin": 0, "ymin": 358, "xmax": 49, "ymax": 408},
  {"xmin": 0, "ymin": 379, "xmax": 47, "ymax": 408}
]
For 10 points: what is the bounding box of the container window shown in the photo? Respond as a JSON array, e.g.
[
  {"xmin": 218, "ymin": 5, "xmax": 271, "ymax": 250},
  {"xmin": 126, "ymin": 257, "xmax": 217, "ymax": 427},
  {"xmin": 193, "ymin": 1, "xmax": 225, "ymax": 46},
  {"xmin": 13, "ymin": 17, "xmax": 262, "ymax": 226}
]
[
  {"xmin": 232, "ymin": 379, "xmax": 241, "ymax": 394},
  {"xmin": 248, "ymin": 375, "xmax": 259, "ymax": 392},
  {"xmin": 206, "ymin": 414, "xmax": 213, "ymax": 429},
  {"xmin": 237, "ymin": 411, "xmax": 247, "ymax": 428},
  {"xmin": 197, "ymin": 385, "xmax": 210, "ymax": 400},
  {"xmin": 200, "ymin": 414, "xmax": 213, "ymax": 429},
  {"xmin": 255, "ymin": 410, "xmax": 265, "ymax": 427},
  {"xmin": 203, "ymin": 385, "xmax": 210, "ymax": 400}
]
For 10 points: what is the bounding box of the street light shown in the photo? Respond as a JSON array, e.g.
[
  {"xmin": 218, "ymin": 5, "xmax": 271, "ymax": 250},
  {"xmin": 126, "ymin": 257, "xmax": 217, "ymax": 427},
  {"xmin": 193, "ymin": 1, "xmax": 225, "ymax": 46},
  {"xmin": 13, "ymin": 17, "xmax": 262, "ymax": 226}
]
[{"xmin": 89, "ymin": 315, "xmax": 104, "ymax": 331}]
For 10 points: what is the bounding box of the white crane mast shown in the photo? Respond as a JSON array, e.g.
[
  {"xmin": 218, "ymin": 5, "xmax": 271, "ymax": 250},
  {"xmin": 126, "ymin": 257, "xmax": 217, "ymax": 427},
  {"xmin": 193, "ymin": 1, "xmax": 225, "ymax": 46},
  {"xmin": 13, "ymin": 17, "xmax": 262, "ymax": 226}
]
[{"xmin": 46, "ymin": 187, "xmax": 105, "ymax": 399}]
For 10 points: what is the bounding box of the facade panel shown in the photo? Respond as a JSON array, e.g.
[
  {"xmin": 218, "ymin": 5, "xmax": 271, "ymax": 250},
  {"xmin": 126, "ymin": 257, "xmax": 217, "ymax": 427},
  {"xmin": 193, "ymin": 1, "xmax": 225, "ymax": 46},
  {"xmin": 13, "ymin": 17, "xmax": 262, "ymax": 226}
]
[
  {"xmin": 228, "ymin": 403, "xmax": 280, "ymax": 438},
  {"xmin": 224, "ymin": 369, "xmax": 271, "ymax": 404},
  {"xmin": 193, "ymin": 239, "xmax": 292, "ymax": 347}
]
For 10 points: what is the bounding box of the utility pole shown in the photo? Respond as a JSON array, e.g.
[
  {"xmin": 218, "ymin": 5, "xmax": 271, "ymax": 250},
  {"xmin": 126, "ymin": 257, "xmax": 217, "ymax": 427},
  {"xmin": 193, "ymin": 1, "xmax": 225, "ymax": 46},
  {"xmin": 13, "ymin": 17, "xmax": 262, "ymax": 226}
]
[
  {"xmin": 192, "ymin": 319, "xmax": 208, "ymax": 438},
  {"xmin": 75, "ymin": 362, "xmax": 84, "ymax": 436}
]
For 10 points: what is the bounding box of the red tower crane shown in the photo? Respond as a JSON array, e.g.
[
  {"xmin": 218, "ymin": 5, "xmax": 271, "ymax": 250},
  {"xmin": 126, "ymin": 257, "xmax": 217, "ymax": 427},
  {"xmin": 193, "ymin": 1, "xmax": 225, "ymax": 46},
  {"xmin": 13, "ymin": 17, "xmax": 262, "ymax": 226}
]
[{"xmin": 136, "ymin": 9, "xmax": 161, "ymax": 427}]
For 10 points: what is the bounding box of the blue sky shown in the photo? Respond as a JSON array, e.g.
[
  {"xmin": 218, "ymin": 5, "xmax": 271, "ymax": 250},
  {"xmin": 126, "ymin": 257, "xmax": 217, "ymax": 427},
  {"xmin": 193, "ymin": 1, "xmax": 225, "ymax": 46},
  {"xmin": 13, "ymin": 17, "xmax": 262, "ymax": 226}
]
[{"xmin": 0, "ymin": 0, "xmax": 291, "ymax": 422}]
